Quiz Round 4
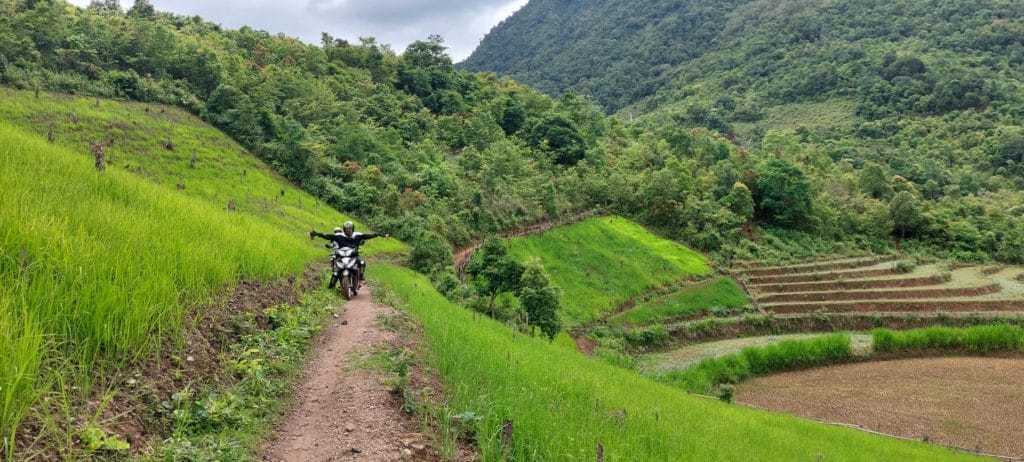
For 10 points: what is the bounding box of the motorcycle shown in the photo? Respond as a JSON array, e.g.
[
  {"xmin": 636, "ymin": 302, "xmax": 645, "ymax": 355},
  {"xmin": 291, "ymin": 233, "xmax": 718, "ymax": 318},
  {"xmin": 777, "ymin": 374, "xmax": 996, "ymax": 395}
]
[{"xmin": 329, "ymin": 246, "xmax": 362, "ymax": 300}]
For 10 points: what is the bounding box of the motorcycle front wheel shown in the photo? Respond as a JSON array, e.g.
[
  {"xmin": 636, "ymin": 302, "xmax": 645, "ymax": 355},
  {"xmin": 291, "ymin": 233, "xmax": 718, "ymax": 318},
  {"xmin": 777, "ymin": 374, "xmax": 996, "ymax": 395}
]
[{"xmin": 341, "ymin": 275, "xmax": 353, "ymax": 300}]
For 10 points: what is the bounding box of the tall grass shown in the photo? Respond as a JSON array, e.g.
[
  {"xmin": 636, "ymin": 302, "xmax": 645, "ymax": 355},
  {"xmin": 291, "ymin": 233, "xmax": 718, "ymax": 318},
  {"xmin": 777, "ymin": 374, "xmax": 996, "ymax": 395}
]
[
  {"xmin": 610, "ymin": 276, "xmax": 750, "ymax": 326},
  {"xmin": 657, "ymin": 334, "xmax": 854, "ymax": 395},
  {"xmin": 873, "ymin": 325, "xmax": 1024, "ymax": 353},
  {"xmin": 506, "ymin": 216, "xmax": 711, "ymax": 325},
  {"xmin": 0, "ymin": 88, "xmax": 408, "ymax": 250},
  {"xmin": 0, "ymin": 114, "xmax": 400, "ymax": 448},
  {"xmin": 372, "ymin": 265, "xmax": 973, "ymax": 461}
]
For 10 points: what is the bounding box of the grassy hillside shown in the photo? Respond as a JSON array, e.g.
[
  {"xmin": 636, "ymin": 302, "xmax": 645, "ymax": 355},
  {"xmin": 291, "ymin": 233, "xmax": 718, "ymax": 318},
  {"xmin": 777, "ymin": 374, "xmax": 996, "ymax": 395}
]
[
  {"xmin": 610, "ymin": 276, "xmax": 750, "ymax": 327},
  {"xmin": 505, "ymin": 216, "xmax": 711, "ymax": 325},
  {"xmin": 0, "ymin": 91, "xmax": 401, "ymax": 452},
  {"xmin": 372, "ymin": 264, "xmax": 975, "ymax": 461}
]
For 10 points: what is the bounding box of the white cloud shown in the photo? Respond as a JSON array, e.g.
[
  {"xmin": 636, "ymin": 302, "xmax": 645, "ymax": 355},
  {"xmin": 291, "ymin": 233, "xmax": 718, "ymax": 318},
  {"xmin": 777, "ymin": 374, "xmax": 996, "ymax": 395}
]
[{"xmin": 66, "ymin": 0, "xmax": 528, "ymax": 61}]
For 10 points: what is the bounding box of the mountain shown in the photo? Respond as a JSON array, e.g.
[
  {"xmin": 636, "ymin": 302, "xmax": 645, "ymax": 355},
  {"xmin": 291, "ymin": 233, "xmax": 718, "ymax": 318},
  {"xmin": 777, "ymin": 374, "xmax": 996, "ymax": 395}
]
[
  {"xmin": 464, "ymin": 0, "xmax": 1024, "ymax": 118},
  {"xmin": 462, "ymin": 0, "xmax": 1024, "ymax": 264},
  {"xmin": 4, "ymin": 0, "xmax": 1023, "ymax": 270},
  {"xmin": 462, "ymin": 0, "xmax": 746, "ymax": 112}
]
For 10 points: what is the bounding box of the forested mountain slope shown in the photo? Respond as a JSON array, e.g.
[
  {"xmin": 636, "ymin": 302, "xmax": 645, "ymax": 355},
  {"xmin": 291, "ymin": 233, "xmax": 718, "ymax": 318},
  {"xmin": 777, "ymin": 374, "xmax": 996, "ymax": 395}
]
[
  {"xmin": 4, "ymin": 0, "xmax": 1022, "ymax": 270},
  {"xmin": 463, "ymin": 0, "xmax": 1024, "ymax": 264},
  {"xmin": 465, "ymin": 0, "xmax": 1024, "ymax": 117}
]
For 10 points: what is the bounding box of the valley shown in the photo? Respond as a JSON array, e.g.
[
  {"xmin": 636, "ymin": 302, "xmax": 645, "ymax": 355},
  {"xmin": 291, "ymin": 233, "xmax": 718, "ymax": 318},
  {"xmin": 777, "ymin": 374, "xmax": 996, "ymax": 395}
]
[{"xmin": 2, "ymin": 0, "xmax": 1024, "ymax": 460}]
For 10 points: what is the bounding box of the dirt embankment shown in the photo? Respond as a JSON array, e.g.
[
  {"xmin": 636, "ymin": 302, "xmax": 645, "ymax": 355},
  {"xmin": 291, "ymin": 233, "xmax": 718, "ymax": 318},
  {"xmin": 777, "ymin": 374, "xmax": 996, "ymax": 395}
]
[
  {"xmin": 764, "ymin": 299, "xmax": 1024, "ymax": 315},
  {"xmin": 758, "ymin": 283, "xmax": 1002, "ymax": 304},
  {"xmin": 738, "ymin": 257, "xmax": 896, "ymax": 278},
  {"xmin": 665, "ymin": 312, "xmax": 1024, "ymax": 345},
  {"xmin": 748, "ymin": 268, "xmax": 897, "ymax": 285},
  {"xmin": 19, "ymin": 265, "xmax": 323, "ymax": 457},
  {"xmin": 751, "ymin": 275, "xmax": 945, "ymax": 293}
]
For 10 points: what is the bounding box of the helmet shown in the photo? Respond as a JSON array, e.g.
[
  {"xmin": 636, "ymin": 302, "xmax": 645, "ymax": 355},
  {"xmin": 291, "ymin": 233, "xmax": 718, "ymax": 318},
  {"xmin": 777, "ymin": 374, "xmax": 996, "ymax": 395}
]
[
  {"xmin": 343, "ymin": 221, "xmax": 355, "ymax": 236},
  {"xmin": 333, "ymin": 227, "xmax": 343, "ymax": 234}
]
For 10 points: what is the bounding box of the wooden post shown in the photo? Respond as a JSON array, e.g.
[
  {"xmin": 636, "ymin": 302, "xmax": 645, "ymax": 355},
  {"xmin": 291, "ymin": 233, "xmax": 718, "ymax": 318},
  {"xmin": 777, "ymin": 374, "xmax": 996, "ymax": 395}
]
[
  {"xmin": 500, "ymin": 419, "xmax": 513, "ymax": 452},
  {"xmin": 91, "ymin": 144, "xmax": 106, "ymax": 173},
  {"xmin": 596, "ymin": 443, "xmax": 604, "ymax": 462}
]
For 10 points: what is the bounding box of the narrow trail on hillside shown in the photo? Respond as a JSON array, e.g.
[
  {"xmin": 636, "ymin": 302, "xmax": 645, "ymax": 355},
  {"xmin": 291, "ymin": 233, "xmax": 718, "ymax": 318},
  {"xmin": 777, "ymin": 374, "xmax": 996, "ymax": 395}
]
[
  {"xmin": 452, "ymin": 208, "xmax": 600, "ymax": 274},
  {"xmin": 262, "ymin": 285, "xmax": 422, "ymax": 462}
]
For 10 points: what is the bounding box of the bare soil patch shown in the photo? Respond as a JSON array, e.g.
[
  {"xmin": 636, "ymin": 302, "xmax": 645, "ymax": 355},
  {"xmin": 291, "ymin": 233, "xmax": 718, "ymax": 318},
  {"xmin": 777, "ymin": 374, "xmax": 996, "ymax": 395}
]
[{"xmin": 736, "ymin": 357, "xmax": 1024, "ymax": 458}]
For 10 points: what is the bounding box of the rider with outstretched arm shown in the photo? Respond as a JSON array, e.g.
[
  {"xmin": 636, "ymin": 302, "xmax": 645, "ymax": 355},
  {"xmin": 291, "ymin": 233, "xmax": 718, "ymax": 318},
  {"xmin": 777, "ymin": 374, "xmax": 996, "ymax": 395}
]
[{"xmin": 309, "ymin": 221, "xmax": 388, "ymax": 281}]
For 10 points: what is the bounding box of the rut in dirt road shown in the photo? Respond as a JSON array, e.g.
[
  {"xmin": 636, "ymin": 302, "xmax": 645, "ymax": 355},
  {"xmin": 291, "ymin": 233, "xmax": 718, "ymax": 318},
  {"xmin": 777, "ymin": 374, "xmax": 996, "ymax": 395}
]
[{"xmin": 262, "ymin": 285, "xmax": 425, "ymax": 462}]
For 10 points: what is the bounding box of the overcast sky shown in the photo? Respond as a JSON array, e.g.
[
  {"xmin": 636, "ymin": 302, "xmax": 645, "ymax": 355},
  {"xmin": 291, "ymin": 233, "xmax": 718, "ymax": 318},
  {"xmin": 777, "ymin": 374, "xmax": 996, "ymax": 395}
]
[{"xmin": 67, "ymin": 0, "xmax": 528, "ymax": 61}]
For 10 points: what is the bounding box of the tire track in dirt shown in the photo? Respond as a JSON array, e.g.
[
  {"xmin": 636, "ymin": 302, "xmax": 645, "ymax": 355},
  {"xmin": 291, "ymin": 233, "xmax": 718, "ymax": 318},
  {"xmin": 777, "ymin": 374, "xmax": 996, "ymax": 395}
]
[{"xmin": 262, "ymin": 285, "xmax": 424, "ymax": 462}]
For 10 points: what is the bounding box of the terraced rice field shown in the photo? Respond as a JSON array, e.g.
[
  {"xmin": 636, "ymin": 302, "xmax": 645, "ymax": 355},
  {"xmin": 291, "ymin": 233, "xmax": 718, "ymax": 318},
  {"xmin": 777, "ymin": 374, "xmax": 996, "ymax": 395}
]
[
  {"xmin": 736, "ymin": 357, "xmax": 1024, "ymax": 459},
  {"xmin": 735, "ymin": 258, "xmax": 1024, "ymax": 317}
]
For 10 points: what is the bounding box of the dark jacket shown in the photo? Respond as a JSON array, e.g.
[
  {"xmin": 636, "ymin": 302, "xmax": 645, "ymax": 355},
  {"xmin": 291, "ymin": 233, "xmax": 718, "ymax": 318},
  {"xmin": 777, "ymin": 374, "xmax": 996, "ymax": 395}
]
[{"xmin": 312, "ymin": 231, "xmax": 381, "ymax": 250}]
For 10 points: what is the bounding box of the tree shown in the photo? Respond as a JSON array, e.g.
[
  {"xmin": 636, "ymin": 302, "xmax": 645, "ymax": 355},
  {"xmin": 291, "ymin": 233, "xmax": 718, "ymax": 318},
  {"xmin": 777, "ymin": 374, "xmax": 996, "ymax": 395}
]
[
  {"xmin": 517, "ymin": 262, "xmax": 562, "ymax": 340},
  {"xmin": 127, "ymin": 0, "xmax": 155, "ymax": 18},
  {"xmin": 857, "ymin": 162, "xmax": 893, "ymax": 199},
  {"xmin": 721, "ymin": 181, "xmax": 754, "ymax": 222},
  {"xmin": 465, "ymin": 238, "xmax": 524, "ymax": 311},
  {"xmin": 890, "ymin": 191, "xmax": 923, "ymax": 239},
  {"xmin": 410, "ymin": 230, "xmax": 453, "ymax": 274},
  {"xmin": 524, "ymin": 114, "xmax": 587, "ymax": 165},
  {"xmin": 754, "ymin": 158, "xmax": 814, "ymax": 228},
  {"xmin": 500, "ymin": 98, "xmax": 526, "ymax": 135}
]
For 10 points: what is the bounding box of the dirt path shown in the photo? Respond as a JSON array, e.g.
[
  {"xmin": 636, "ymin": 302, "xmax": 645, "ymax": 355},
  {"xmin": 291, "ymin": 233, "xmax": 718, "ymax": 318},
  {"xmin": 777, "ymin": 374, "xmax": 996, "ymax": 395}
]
[
  {"xmin": 452, "ymin": 209, "xmax": 600, "ymax": 273},
  {"xmin": 262, "ymin": 285, "xmax": 423, "ymax": 462},
  {"xmin": 735, "ymin": 357, "xmax": 1024, "ymax": 458}
]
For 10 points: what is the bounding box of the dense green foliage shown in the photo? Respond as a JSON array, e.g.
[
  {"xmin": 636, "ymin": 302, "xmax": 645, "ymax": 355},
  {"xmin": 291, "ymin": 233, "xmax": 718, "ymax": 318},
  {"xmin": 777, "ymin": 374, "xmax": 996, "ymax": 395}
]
[
  {"xmin": 506, "ymin": 217, "xmax": 711, "ymax": 325},
  {"xmin": 873, "ymin": 325, "xmax": 1024, "ymax": 353},
  {"xmin": 610, "ymin": 277, "xmax": 750, "ymax": 327},
  {"xmin": 657, "ymin": 334, "xmax": 854, "ymax": 394},
  {"xmin": 7, "ymin": 0, "xmax": 1018, "ymax": 265},
  {"xmin": 516, "ymin": 262, "xmax": 563, "ymax": 339},
  {"xmin": 0, "ymin": 0, "xmax": 615, "ymax": 248},
  {"xmin": 466, "ymin": 0, "xmax": 1024, "ymax": 262},
  {"xmin": 466, "ymin": 237, "xmax": 525, "ymax": 309},
  {"xmin": 372, "ymin": 266, "xmax": 969, "ymax": 460}
]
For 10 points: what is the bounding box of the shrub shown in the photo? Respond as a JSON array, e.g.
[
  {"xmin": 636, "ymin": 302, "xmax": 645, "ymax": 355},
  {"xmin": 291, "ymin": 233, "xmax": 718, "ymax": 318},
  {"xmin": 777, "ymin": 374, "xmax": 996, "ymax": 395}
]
[
  {"xmin": 894, "ymin": 260, "xmax": 917, "ymax": 273},
  {"xmin": 624, "ymin": 324, "xmax": 671, "ymax": 349},
  {"xmin": 872, "ymin": 325, "xmax": 1024, "ymax": 353},
  {"xmin": 659, "ymin": 333, "xmax": 853, "ymax": 394},
  {"xmin": 410, "ymin": 230, "xmax": 453, "ymax": 274}
]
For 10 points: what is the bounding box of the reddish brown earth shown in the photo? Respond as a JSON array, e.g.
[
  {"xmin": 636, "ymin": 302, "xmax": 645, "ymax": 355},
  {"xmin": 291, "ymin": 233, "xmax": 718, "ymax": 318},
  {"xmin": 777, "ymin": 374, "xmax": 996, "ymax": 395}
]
[
  {"xmin": 262, "ymin": 285, "xmax": 429, "ymax": 462},
  {"xmin": 757, "ymin": 282, "xmax": 1001, "ymax": 303},
  {"xmin": 739, "ymin": 257, "xmax": 895, "ymax": 278},
  {"xmin": 748, "ymin": 268, "xmax": 897, "ymax": 285},
  {"xmin": 736, "ymin": 357, "xmax": 1024, "ymax": 458},
  {"xmin": 751, "ymin": 274, "xmax": 945, "ymax": 293},
  {"xmin": 764, "ymin": 299, "xmax": 1024, "ymax": 314}
]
